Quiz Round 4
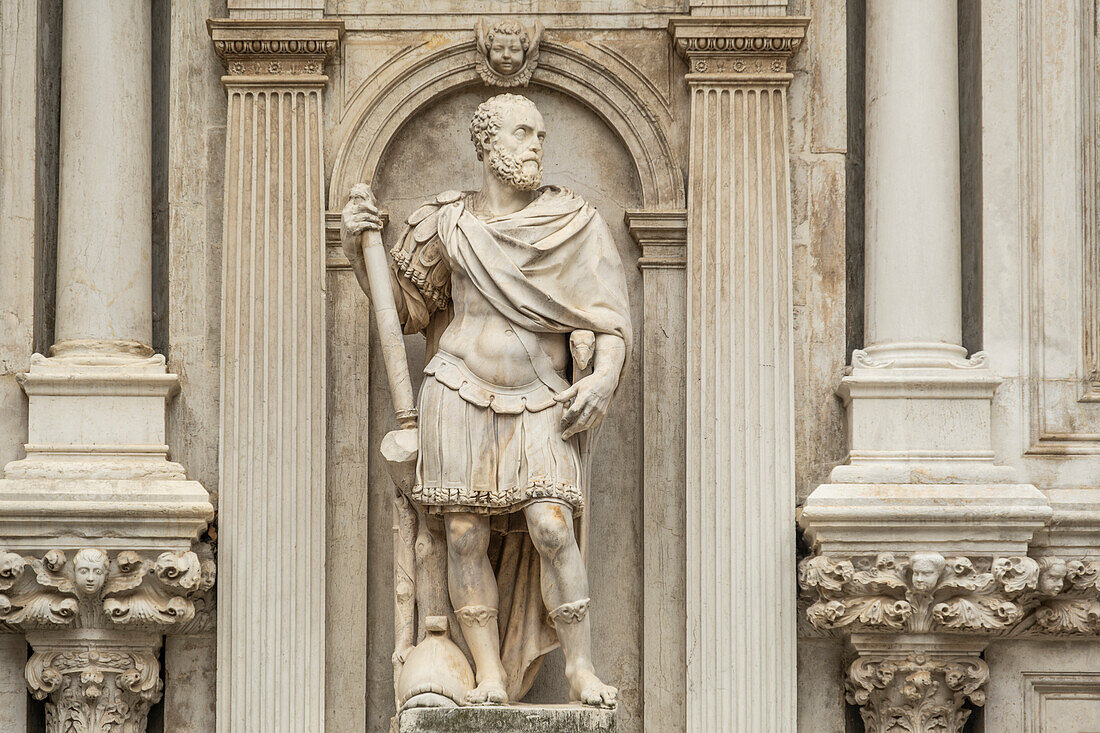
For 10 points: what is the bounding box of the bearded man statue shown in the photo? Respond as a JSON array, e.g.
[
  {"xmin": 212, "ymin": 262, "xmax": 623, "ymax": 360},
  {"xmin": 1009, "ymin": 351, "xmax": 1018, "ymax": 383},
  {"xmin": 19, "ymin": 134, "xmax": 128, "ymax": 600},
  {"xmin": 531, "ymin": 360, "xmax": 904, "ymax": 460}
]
[{"xmin": 342, "ymin": 92, "xmax": 631, "ymax": 710}]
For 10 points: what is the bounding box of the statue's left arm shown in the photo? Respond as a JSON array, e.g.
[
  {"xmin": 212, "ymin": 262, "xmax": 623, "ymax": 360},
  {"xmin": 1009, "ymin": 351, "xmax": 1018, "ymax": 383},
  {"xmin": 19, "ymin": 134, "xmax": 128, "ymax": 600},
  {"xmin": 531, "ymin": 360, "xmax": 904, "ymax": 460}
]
[{"xmin": 555, "ymin": 333, "xmax": 626, "ymax": 440}]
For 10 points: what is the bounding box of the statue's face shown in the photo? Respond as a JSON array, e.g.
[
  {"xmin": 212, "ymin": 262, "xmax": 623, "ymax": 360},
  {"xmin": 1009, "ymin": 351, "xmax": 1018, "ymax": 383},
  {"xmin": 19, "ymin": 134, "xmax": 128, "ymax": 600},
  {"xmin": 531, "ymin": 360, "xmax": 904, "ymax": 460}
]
[
  {"xmin": 1038, "ymin": 559, "xmax": 1068, "ymax": 595},
  {"xmin": 486, "ymin": 102, "xmax": 545, "ymax": 190},
  {"xmin": 73, "ymin": 552, "xmax": 107, "ymax": 595},
  {"xmin": 910, "ymin": 557, "xmax": 941, "ymax": 592},
  {"xmin": 488, "ymin": 33, "xmax": 525, "ymax": 75}
]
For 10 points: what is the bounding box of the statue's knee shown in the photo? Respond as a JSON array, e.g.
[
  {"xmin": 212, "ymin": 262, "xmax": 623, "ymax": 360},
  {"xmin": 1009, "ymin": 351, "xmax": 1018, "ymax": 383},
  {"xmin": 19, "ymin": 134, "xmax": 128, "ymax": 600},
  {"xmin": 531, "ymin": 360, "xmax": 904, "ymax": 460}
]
[
  {"xmin": 528, "ymin": 511, "xmax": 574, "ymax": 558},
  {"xmin": 445, "ymin": 515, "xmax": 489, "ymax": 558}
]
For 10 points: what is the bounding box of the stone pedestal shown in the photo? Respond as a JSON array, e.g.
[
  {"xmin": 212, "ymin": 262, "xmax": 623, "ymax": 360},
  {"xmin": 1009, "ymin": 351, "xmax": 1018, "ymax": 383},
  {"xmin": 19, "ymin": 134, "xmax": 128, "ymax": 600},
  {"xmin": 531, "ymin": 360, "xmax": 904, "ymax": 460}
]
[
  {"xmin": 208, "ymin": 18, "xmax": 343, "ymax": 733},
  {"xmin": 669, "ymin": 16, "xmax": 807, "ymax": 733},
  {"xmin": 398, "ymin": 704, "xmax": 616, "ymax": 733}
]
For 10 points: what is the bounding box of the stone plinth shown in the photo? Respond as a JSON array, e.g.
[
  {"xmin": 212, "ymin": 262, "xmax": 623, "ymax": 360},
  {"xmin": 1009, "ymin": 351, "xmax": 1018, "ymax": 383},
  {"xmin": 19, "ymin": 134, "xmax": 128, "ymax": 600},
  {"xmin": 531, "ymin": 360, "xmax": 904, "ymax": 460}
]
[{"xmin": 398, "ymin": 704, "xmax": 616, "ymax": 733}]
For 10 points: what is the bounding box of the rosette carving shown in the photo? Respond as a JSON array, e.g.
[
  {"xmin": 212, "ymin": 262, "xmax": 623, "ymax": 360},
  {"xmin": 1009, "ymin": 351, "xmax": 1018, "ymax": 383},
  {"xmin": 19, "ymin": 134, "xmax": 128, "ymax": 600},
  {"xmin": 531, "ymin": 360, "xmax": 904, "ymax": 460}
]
[
  {"xmin": 846, "ymin": 654, "xmax": 988, "ymax": 733},
  {"xmin": 798, "ymin": 553, "xmax": 1039, "ymax": 634}
]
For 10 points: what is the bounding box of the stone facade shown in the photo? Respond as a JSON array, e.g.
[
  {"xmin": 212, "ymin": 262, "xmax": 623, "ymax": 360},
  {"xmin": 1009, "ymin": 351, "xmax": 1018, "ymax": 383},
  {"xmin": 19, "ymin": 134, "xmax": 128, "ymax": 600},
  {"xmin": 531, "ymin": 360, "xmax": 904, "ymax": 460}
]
[{"xmin": 0, "ymin": 0, "xmax": 1096, "ymax": 732}]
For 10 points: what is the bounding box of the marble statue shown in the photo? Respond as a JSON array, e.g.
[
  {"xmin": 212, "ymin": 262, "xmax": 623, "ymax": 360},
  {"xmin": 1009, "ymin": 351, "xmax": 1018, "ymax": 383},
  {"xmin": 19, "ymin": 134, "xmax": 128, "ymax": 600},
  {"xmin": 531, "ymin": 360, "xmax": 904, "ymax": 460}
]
[{"xmin": 341, "ymin": 93, "xmax": 630, "ymax": 711}]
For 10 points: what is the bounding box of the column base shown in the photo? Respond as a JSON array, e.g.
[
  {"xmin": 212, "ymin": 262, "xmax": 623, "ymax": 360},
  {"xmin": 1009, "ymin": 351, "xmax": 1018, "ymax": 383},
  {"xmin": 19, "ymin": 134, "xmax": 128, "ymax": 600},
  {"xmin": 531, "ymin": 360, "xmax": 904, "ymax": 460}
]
[
  {"xmin": 799, "ymin": 483, "xmax": 1052, "ymax": 556},
  {"xmin": 0, "ymin": 351, "xmax": 213, "ymax": 551},
  {"xmin": 398, "ymin": 704, "xmax": 617, "ymax": 733}
]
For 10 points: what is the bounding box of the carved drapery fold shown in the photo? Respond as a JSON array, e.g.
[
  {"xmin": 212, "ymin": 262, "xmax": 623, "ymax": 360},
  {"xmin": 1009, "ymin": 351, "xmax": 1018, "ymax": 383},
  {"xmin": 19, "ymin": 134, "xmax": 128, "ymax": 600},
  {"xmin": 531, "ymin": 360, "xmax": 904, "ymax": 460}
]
[{"xmin": 669, "ymin": 16, "xmax": 807, "ymax": 733}]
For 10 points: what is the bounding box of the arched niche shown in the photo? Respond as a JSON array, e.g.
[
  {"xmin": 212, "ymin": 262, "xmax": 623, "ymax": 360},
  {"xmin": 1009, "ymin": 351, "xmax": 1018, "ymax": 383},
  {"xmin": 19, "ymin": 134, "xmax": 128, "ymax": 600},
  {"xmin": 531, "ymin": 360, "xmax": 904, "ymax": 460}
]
[
  {"xmin": 328, "ymin": 39, "xmax": 685, "ymax": 213},
  {"xmin": 353, "ymin": 71, "xmax": 650, "ymax": 733}
]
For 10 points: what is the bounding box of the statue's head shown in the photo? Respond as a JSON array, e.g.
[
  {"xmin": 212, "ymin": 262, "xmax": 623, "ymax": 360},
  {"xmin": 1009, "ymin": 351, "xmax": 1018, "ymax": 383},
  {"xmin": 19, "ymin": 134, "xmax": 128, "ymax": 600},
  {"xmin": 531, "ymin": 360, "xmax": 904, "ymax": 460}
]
[
  {"xmin": 1038, "ymin": 557, "xmax": 1068, "ymax": 596},
  {"xmin": 484, "ymin": 19, "xmax": 530, "ymax": 76},
  {"xmin": 470, "ymin": 94, "xmax": 545, "ymax": 191},
  {"xmin": 72, "ymin": 548, "xmax": 109, "ymax": 596},
  {"xmin": 908, "ymin": 552, "xmax": 946, "ymax": 592}
]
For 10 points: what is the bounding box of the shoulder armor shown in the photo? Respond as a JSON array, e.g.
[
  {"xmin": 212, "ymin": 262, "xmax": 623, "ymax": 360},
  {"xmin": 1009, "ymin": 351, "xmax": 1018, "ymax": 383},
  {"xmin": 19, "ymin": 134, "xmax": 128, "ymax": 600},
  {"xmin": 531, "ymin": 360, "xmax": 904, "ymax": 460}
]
[{"xmin": 435, "ymin": 190, "xmax": 464, "ymax": 205}]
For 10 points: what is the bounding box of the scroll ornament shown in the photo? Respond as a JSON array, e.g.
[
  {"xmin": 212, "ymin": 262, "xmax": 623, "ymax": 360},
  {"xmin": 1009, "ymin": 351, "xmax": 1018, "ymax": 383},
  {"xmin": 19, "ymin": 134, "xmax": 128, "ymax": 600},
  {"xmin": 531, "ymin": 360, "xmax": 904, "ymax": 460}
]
[
  {"xmin": 0, "ymin": 546, "xmax": 215, "ymax": 632},
  {"xmin": 846, "ymin": 653, "xmax": 988, "ymax": 733},
  {"xmin": 799, "ymin": 553, "xmax": 1100, "ymax": 636}
]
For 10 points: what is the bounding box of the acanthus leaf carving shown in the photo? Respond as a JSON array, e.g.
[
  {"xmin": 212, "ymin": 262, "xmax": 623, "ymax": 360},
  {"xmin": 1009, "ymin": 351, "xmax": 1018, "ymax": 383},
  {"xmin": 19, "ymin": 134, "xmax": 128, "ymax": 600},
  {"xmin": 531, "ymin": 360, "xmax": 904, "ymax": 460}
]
[
  {"xmin": 846, "ymin": 654, "xmax": 988, "ymax": 733},
  {"xmin": 26, "ymin": 644, "xmax": 163, "ymax": 733},
  {"xmin": 799, "ymin": 552, "xmax": 1039, "ymax": 634},
  {"xmin": 0, "ymin": 546, "xmax": 215, "ymax": 632}
]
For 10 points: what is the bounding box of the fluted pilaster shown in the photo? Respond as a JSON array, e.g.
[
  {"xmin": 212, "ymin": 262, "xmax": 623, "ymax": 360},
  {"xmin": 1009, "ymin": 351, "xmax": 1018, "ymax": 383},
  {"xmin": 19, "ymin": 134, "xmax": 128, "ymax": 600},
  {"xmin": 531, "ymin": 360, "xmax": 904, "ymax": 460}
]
[
  {"xmin": 670, "ymin": 17, "xmax": 806, "ymax": 733},
  {"xmin": 626, "ymin": 210, "xmax": 688, "ymax": 731},
  {"xmin": 209, "ymin": 19, "xmax": 343, "ymax": 732}
]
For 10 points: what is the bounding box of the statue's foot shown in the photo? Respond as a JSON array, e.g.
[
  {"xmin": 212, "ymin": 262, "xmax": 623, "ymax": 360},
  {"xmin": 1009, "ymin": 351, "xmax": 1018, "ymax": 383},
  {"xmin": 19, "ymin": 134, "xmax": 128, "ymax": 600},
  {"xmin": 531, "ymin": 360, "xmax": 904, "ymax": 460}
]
[
  {"xmin": 464, "ymin": 678, "xmax": 508, "ymax": 706},
  {"xmin": 569, "ymin": 669, "xmax": 617, "ymax": 708}
]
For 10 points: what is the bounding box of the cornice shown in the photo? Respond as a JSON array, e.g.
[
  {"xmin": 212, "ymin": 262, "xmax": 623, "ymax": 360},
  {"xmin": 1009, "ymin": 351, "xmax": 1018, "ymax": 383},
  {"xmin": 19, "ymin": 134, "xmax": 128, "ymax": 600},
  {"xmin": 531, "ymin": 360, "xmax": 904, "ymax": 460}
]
[
  {"xmin": 208, "ymin": 18, "xmax": 344, "ymax": 77},
  {"xmin": 668, "ymin": 15, "xmax": 809, "ymax": 77}
]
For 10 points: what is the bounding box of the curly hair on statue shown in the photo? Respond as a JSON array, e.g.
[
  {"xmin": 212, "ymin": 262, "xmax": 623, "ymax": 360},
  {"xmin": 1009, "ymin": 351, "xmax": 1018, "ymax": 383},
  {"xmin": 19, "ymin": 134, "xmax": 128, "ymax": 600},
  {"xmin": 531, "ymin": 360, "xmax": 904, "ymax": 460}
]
[
  {"xmin": 484, "ymin": 19, "xmax": 530, "ymax": 52},
  {"xmin": 469, "ymin": 94, "xmax": 539, "ymax": 161}
]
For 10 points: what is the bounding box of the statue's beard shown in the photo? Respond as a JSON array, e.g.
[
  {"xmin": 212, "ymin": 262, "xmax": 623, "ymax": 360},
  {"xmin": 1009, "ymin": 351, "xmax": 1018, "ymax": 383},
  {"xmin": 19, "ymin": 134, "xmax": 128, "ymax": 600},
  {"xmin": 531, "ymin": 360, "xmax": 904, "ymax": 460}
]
[{"xmin": 487, "ymin": 144, "xmax": 543, "ymax": 191}]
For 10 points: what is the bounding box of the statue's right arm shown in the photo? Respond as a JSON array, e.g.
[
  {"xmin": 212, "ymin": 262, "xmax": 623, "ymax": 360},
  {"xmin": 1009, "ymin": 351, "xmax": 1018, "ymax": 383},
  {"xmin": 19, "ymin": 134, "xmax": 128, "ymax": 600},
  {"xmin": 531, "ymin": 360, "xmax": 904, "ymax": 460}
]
[{"xmin": 339, "ymin": 190, "xmax": 383, "ymax": 297}]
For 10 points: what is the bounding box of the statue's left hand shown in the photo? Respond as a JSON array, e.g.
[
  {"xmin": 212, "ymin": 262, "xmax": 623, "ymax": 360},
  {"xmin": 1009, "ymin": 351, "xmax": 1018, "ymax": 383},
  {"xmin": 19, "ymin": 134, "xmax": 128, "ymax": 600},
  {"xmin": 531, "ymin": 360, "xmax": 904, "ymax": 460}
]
[{"xmin": 555, "ymin": 372, "xmax": 617, "ymax": 440}]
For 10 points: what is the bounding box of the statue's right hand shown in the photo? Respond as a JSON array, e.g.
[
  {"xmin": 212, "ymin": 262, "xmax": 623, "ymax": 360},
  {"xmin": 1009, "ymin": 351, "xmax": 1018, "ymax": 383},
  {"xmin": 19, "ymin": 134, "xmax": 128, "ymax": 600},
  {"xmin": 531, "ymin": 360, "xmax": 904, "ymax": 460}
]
[{"xmin": 341, "ymin": 192, "xmax": 383, "ymax": 239}]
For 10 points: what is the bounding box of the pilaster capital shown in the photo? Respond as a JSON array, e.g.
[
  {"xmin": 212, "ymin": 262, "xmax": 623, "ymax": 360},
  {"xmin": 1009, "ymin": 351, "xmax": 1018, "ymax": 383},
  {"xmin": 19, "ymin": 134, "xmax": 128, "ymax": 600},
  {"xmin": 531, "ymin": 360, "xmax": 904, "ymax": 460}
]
[
  {"xmin": 25, "ymin": 630, "xmax": 165, "ymax": 733},
  {"xmin": 625, "ymin": 209, "xmax": 687, "ymax": 269},
  {"xmin": 668, "ymin": 16, "xmax": 808, "ymax": 81},
  {"xmin": 208, "ymin": 18, "xmax": 344, "ymax": 81},
  {"xmin": 846, "ymin": 647, "xmax": 988, "ymax": 733}
]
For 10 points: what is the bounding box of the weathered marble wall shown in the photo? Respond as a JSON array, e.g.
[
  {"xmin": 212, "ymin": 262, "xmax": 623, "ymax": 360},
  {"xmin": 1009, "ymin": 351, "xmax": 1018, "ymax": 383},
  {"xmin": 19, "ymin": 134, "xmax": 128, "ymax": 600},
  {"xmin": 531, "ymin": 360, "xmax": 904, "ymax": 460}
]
[{"xmin": 159, "ymin": 0, "xmax": 227, "ymax": 729}]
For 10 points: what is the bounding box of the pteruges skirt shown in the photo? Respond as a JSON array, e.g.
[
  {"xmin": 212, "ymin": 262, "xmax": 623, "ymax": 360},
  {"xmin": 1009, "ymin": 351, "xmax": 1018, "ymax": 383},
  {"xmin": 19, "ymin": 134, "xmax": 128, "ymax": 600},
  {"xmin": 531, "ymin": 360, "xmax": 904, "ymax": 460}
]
[{"xmin": 410, "ymin": 350, "xmax": 584, "ymax": 515}]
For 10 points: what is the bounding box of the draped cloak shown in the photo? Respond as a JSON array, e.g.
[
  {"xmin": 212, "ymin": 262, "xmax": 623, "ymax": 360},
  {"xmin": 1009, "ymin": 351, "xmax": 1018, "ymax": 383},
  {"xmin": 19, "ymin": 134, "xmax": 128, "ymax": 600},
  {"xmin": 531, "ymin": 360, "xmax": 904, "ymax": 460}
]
[{"xmin": 389, "ymin": 185, "xmax": 632, "ymax": 700}]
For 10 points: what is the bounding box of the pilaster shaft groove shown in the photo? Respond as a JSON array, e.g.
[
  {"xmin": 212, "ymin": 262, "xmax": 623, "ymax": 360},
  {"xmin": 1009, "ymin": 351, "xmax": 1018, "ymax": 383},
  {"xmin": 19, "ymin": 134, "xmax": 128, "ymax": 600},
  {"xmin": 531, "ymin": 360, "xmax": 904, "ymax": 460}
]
[
  {"xmin": 209, "ymin": 19, "xmax": 343, "ymax": 732},
  {"xmin": 671, "ymin": 16, "xmax": 807, "ymax": 733}
]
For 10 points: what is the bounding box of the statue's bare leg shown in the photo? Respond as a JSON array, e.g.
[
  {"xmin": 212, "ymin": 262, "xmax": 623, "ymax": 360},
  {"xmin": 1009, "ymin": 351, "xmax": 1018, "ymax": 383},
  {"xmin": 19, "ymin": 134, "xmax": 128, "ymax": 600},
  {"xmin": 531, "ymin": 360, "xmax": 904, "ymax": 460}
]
[
  {"xmin": 524, "ymin": 501, "xmax": 617, "ymax": 708},
  {"xmin": 444, "ymin": 512, "xmax": 508, "ymax": 704}
]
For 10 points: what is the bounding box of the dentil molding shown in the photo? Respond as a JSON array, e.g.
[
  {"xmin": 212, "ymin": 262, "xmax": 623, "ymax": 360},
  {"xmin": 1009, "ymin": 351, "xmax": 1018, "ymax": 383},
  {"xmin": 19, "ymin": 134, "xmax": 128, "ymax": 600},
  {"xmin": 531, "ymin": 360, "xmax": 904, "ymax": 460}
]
[
  {"xmin": 668, "ymin": 16, "xmax": 809, "ymax": 78},
  {"xmin": 208, "ymin": 18, "xmax": 344, "ymax": 77}
]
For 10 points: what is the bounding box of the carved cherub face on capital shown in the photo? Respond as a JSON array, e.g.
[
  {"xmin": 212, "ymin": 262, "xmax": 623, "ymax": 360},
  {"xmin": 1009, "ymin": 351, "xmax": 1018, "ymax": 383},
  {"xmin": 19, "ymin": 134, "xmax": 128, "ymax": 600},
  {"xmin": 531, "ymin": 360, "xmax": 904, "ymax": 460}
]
[
  {"xmin": 72, "ymin": 548, "xmax": 109, "ymax": 596},
  {"xmin": 470, "ymin": 94, "xmax": 545, "ymax": 191},
  {"xmin": 908, "ymin": 553, "xmax": 946, "ymax": 592}
]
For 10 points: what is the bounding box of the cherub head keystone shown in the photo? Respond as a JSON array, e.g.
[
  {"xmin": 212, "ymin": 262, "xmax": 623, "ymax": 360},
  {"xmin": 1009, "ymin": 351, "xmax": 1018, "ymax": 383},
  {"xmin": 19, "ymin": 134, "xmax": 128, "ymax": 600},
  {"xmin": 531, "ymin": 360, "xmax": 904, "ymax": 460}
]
[{"xmin": 475, "ymin": 18, "xmax": 543, "ymax": 87}]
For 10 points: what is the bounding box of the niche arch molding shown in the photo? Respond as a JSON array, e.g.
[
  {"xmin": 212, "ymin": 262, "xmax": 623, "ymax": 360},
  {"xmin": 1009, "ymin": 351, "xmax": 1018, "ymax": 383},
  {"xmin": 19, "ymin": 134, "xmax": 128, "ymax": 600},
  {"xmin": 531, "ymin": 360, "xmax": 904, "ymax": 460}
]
[{"xmin": 328, "ymin": 39, "xmax": 686, "ymax": 212}]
